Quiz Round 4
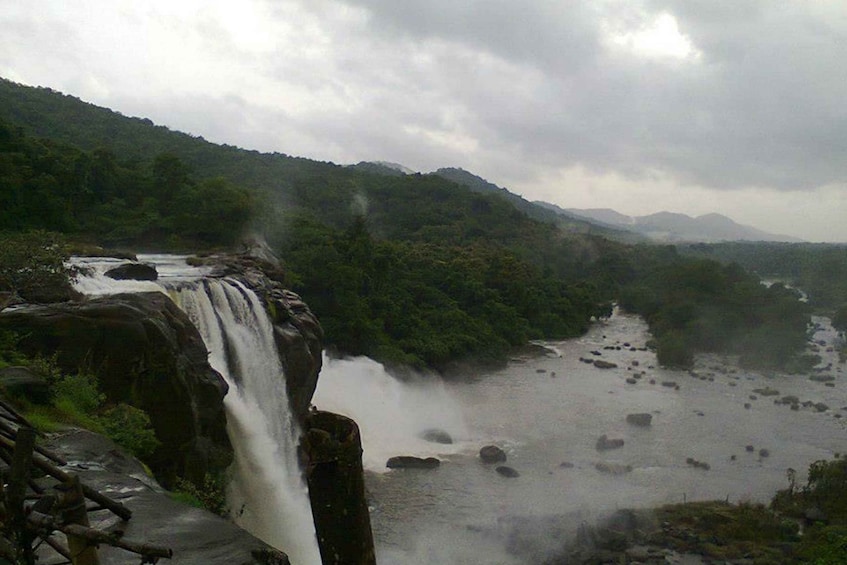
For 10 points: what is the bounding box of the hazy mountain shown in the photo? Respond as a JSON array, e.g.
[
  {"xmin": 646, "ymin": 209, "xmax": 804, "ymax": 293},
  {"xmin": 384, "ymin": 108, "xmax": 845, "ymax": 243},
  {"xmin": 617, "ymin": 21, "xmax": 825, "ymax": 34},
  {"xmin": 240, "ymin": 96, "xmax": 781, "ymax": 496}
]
[
  {"xmin": 431, "ymin": 168, "xmax": 638, "ymax": 240},
  {"xmin": 348, "ymin": 161, "xmax": 416, "ymax": 176},
  {"xmin": 562, "ymin": 208, "xmax": 802, "ymax": 243}
]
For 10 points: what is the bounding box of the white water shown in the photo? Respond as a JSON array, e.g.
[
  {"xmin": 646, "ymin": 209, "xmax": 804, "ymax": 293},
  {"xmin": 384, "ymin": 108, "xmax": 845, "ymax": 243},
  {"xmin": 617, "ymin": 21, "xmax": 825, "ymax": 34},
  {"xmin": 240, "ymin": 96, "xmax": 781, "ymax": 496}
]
[
  {"xmin": 73, "ymin": 257, "xmax": 321, "ymax": 564},
  {"xmin": 314, "ymin": 355, "xmax": 469, "ymax": 472}
]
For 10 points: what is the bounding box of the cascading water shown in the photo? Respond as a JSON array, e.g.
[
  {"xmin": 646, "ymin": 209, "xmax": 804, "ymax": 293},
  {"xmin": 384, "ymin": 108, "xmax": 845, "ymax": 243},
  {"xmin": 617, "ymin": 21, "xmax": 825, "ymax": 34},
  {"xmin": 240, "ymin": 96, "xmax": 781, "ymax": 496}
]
[
  {"xmin": 171, "ymin": 279, "xmax": 321, "ymax": 564},
  {"xmin": 73, "ymin": 258, "xmax": 321, "ymax": 564}
]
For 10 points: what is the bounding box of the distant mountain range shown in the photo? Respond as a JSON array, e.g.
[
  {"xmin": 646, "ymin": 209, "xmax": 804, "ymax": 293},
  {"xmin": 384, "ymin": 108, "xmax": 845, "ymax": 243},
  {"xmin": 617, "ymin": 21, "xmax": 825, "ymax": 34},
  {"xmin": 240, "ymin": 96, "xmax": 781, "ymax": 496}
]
[
  {"xmin": 353, "ymin": 162, "xmax": 800, "ymax": 243},
  {"xmin": 548, "ymin": 207, "xmax": 803, "ymax": 243}
]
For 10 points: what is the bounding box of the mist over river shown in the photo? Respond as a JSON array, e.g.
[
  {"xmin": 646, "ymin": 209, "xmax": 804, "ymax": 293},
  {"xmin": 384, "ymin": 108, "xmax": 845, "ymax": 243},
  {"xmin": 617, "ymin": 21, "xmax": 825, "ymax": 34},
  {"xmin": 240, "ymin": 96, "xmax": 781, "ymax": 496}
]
[{"xmin": 314, "ymin": 311, "xmax": 846, "ymax": 564}]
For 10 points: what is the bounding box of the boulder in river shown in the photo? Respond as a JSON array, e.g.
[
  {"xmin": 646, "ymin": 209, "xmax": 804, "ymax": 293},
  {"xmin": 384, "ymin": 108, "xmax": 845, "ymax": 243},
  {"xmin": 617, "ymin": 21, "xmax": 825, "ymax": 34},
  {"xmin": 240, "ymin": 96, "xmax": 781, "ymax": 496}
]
[
  {"xmin": 625, "ymin": 413, "xmax": 652, "ymax": 427},
  {"xmin": 594, "ymin": 462, "xmax": 632, "ymax": 475},
  {"xmin": 495, "ymin": 465, "xmax": 520, "ymax": 478},
  {"xmin": 420, "ymin": 428, "xmax": 453, "ymax": 444},
  {"xmin": 105, "ymin": 262, "xmax": 159, "ymax": 281},
  {"xmin": 596, "ymin": 435, "xmax": 625, "ymax": 451},
  {"xmin": 386, "ymin": 456, "xmax": 441, "ymax": 470},
  {"xmin": 479, "ymin": 445, "xmax": 507, "ymax": 463}
]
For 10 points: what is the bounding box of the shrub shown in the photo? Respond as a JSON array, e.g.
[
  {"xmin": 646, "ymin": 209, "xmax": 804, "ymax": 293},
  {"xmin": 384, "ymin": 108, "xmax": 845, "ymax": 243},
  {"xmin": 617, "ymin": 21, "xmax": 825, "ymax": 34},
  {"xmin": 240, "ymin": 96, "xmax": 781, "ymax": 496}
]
[
  {"xmin": 98, "ymin": 404, "xmax": 160, "ymax": 459},
  {"xmin": 172, "ymin": 474, "xmax": 228, "ymax": 516}
]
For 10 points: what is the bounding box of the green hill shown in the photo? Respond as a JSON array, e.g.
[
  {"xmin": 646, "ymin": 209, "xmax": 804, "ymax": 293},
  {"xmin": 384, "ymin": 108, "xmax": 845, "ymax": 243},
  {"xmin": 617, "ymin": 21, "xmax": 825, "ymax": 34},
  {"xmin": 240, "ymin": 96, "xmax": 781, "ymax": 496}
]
[{"xmin": 0, "ymin": 78, "xmax": 815, "ymax": 372}]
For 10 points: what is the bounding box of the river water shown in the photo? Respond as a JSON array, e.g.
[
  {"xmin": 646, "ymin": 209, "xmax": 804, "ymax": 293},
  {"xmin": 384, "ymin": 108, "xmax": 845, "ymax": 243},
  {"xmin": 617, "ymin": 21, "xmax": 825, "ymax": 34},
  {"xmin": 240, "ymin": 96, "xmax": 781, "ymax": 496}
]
[{"xmin": 314, "ymin": 311, "xmax": 846, "ymax": 564}]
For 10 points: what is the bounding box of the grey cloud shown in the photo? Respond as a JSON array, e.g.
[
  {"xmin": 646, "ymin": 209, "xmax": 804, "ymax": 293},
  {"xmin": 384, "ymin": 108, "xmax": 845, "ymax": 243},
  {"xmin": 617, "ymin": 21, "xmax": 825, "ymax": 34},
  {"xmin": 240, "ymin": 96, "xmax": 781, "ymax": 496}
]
[{"xmin": 329, "ymin": 0, "xmax": 847, "ymax": 192}]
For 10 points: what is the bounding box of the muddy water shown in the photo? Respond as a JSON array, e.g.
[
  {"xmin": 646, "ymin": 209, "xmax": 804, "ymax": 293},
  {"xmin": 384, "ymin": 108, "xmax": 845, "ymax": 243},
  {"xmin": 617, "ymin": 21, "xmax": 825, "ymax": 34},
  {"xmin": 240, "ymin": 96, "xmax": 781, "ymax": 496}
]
[{"xmin": 315, "ymin": 312, "xmax": 846, "ymax": 564}]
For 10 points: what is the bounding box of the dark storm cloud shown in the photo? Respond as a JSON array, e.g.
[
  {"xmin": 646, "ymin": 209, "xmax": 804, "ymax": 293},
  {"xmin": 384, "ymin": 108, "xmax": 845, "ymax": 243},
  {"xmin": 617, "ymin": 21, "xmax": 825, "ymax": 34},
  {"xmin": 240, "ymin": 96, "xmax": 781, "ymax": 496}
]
[{"xmin": 336, "ymin": 0, "xmax": 847, "ymax": 191}]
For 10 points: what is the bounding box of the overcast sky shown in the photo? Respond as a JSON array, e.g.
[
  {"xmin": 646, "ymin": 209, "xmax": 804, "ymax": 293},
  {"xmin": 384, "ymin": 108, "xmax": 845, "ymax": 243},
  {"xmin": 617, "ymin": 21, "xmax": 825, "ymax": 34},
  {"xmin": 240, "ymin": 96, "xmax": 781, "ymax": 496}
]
[{"xmin": 2, "ymin": 1, "xmax": 846, "ymax": 241}]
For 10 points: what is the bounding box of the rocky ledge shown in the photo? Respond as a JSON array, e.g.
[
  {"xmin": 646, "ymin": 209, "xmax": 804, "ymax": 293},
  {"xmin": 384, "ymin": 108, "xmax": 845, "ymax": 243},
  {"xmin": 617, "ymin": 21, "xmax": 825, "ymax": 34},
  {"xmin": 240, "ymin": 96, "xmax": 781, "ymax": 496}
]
[
  {"xmin": 0, "ymin": 291, "xmax": 232, "ymax": 488},
  {"xmin": 42, "ymin": 429, "xmax": 289, "ymax": 565}
]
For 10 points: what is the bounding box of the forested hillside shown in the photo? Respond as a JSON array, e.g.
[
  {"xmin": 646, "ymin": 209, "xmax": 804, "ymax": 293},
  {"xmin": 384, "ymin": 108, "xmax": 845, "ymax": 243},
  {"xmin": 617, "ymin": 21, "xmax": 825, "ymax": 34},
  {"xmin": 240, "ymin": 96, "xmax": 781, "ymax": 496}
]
[
  {"xmin": 682, "ymin": 242, "xmax": 847, "ymax": 319},
  {"xmin": 0, "ymin": 79, "xmax": 817, "ymax": 372}
]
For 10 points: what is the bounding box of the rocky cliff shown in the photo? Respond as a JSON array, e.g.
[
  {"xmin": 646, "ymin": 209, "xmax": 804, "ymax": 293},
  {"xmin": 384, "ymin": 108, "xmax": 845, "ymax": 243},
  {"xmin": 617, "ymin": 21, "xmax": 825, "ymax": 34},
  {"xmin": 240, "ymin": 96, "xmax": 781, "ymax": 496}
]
[
  {"xmin": 193, "ymin": 253, "xmax": 324, "ymax": 424},
  {"xmin": 0, "ymin": 291, "xmax": 232, "ymax": 487}
]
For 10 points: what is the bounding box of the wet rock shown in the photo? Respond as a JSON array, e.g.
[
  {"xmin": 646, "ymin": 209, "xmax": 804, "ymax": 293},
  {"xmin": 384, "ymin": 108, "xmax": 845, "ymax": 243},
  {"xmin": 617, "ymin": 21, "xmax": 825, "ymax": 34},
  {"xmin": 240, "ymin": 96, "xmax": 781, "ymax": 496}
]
[
  {"xmin": 746, "ymin": 445, "xmax": 755, "ymax": 452},
  {"xmin": 660, "ymin": 381, "xmax": 678, "ymax": 388},
  {"xmin": 495, "ymin": 465, "xmax": 520, "ymax": 478},
  {"xmin": 420, "ymin": 428, "xmax": 453, "ymax": 444},
  {"xmin": 626, "ymin": 378, "xmax": 638, "ymax": 385},
  {"xmin": 814, "ymin": 402, "xmax": 829, "ymax": 412},
  {"xmin": 596, "ymin": 435, "xmax": 625, "ymax": 451},
  {"xmin": 0, "ymin": 292, "xmax": 231, "ymax": 487},
  {"xmin": 479, "ymin": 445, "xmax": 507, "ymax": 463},
  {"xmin": 386, "ymin": 456, "xmax": 441, "ymax": 470},
  {"xmin": 595, "ymin": 462, "xmax": 633, "ymax": 475},
  {"xmin": 105, "ymin": 262, "xmax": 158, "ymax": 281},
  {"xmin": 759, "ymin": 449, "xmax": 770, "ymax": 458},
  {"xmin": 810, "ymin": 374, "xmax": 835, "ymax": 382},
  {"xmin": 304, "ymin": 411, "xmax": 376, "ymax": 565},
  {"xmin": 0, "ymin": 366, "xmax": 50, "ymax": 405},
  {"xmin": 559, "ymin": 461, "xmax": 575, "ymax": 469},
  {"xmin": 752, "ymin": 387, "xmax": 780, "ymax": 397},
  {"xmin": 685, "ymin": 457, "xmax": 710, "ymax": 470},
  {"xmin": 626, "ymin": 413, "xmax": 652, "ymax": 427},
  {"xmin": 779, "ymin": 395, "xmax": 800, "ymax": 406},
  {"xmin": 593, "ymin": 360, "xmax": 618, "ymax": 369}
]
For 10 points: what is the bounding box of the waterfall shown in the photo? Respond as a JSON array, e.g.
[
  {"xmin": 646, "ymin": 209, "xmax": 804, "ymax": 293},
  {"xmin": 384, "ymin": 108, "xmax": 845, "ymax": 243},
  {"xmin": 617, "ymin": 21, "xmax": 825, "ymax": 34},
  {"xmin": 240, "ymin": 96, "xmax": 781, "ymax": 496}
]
[
  {"xmin": 170, "ymin": 279, "xmax": 321, "ymax": 564},
  {"xmin": 72, "ymin": 258, "xmax": 321, "ymax": 564}
]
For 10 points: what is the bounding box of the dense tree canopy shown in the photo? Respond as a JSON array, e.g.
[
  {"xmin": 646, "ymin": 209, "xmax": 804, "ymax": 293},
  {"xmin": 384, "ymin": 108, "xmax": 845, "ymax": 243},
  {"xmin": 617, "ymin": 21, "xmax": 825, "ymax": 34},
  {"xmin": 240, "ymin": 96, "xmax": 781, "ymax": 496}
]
[{"xmin": 0, "ymin": 79, "xmax": 822, "ymax": 372}]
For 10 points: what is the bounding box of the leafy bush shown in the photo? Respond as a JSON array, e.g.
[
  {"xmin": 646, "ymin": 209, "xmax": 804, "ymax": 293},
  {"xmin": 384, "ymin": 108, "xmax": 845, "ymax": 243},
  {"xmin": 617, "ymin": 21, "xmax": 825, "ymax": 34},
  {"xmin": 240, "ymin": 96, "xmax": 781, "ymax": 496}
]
[
  {"xmin": 0, "ymin": 231, "xmax": 76, "ymax": 302},
  {"xmin": 99, "ymin": 404, "xmax": 160, "ymax": 459},
  {"xmin": 172, "ymin": 474, "xmax": 228, "ymax": 516}
]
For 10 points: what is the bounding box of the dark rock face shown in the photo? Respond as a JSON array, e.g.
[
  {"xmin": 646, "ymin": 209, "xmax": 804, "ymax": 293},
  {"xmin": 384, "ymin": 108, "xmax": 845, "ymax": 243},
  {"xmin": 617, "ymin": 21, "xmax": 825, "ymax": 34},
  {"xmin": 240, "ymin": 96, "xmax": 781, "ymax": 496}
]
[
  {"xmin": 200, "ymin": 253, "xmax": 323, "ymax": 424},
  {"xmin": 45, "ymin": 429, "xmax": 289, "ymax": 565},
  {"xmin": 0, "ymin": 292, "xmax": 232, "ymax": 488},
  {"xmin": 480, "ymin": 445, "xmax": 507, "ymax": 463},
  {"xmin": 302, "ymin": 411, "xmax": 376, "ymax": 565},
  {"xmin": 0, "ymin": 366, "xmax": 50, "ymax": 405},
  {"xmin": 105, "ymin": 262, "xmax": 159, "ymax": 281},
  {"xmin": 386, "ymin": 456, "xmax": 441, "ymax": 470}
]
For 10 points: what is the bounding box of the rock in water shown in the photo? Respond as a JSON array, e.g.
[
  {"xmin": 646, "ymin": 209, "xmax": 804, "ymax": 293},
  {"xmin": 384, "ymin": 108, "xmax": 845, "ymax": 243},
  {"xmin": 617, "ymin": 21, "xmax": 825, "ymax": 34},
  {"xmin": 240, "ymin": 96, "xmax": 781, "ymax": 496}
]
[
  {"xmin": 626, "ymin": 413, "xmax": 652, "ymax": 427},
  {"xmin": 105, "ymin": 262, "xmax": 159, "ymax": 281},
  {"xmin": 495, "ymin": 465, "xmax": 520, "ymax": 478},
  {"xmin": 593, "ymin": 360, "xmax": 618, "ymax": 369},
  {"xmin": 303, "ymin": 411, "xmax": 376, "ymax": 565},
  {"xmin": 420, "ymin": 428, "xmax": 453, "ymax": 444},
  {"xmin": 386, "ymin": 456, "xmax": 441, "ymax": 469},
  {"xmin": 595, "ymin": 462, "xmax": 633, "ymax": 475},
  {"xmin": 596, "ymin": 435, "xmax": 625, "ymax": 451},
  {"xmin": 479, "ymin": 445, "xmax": 507, "ymax": 463}
]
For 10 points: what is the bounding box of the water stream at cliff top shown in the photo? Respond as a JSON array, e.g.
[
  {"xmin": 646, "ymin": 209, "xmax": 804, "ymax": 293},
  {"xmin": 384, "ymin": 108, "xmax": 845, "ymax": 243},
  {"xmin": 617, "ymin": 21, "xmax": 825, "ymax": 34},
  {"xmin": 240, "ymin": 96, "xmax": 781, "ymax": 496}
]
[{"xmin": 73, "ymin": 256, "xmax": 322, "ymax": 564}]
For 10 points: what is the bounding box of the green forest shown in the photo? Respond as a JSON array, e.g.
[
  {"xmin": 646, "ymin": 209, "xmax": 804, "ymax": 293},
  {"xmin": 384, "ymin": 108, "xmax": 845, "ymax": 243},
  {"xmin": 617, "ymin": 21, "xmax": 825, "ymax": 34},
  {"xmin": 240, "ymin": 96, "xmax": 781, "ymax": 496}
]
[{"xmin": 0, "ymin": 78, "xmax": 835, "ymax": 373}]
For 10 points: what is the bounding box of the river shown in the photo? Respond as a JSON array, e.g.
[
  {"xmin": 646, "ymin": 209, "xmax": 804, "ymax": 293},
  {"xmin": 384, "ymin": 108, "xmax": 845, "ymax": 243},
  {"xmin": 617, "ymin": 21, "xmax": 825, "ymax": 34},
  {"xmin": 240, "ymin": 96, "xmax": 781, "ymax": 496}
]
[{"xmin": 314, "ymin": 311, "xmax": 846, "ymax": 564}]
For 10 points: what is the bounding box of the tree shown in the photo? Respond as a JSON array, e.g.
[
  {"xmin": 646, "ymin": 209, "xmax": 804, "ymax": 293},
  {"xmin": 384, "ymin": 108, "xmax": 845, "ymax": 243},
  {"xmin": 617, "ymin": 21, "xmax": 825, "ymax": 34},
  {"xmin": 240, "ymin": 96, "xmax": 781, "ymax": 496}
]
[{"xmin": 0, "ymin": 231, "xmax": 76, "ymax": 303}]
